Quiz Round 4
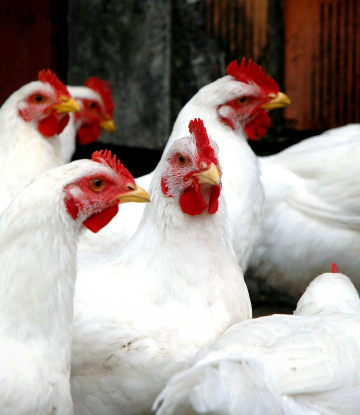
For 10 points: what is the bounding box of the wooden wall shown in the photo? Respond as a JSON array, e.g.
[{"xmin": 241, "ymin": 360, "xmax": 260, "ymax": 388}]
[
  {"xmin": 207, "ymin": 0, "xmax": 360, "ymax": 131},
  {"xmin": 0, "ymin": 0, "xmax": 67, "ymax": 106},
  {"xmin": 207, "ymin": 0, "xmax": 270, "ymax": 70},
  {"xmin": 284, "ymin": 0, "xmax": 360, "ymax": 130}
]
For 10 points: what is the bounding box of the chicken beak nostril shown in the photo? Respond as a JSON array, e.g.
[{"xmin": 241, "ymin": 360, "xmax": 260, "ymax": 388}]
[
  {"xmin": 50, "ymin": 97, "xmax": 81, "ymax": 114},
  {"xmin": 261, "ymin": 92, "xmax": 291, "ymax": 111},
  {"xmin": 127, "ymin": 183, "xmax": 136, "ymax": 191},
  {"xmin": 193, "ymin": 162, "xmax": 221, "ymax": 186},
  {"xmin": 200, "ymin": 161, "xmax": 208, "ymax": 170},
  {"xmin": 113, "ymin": 185, "xmax": 150, "ymax": 204}
]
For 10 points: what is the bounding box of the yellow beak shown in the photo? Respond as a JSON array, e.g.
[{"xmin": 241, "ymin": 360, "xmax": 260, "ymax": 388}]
[
  {"xmin": 100, "ymin": 118, "xmax": 116, "ymax": 133},
  {"xmin": 113, "ymin": 185, "xmax": 150, "ymax": 204},
  {"xmin": 51, "ymin": 96, "xmax": 81, "ymax": 114},
  {"xmin": 261, "ymin": 92, "xmax": 291, "ymax": 112},
  {"xmin": 193, "ymin": 162, "xmax": 221, "ymax": 186}
]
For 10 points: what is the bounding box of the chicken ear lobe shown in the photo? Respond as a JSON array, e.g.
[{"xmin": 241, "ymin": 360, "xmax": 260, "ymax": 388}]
[
  {"xmin": 83, "ymin": 204, "xmax": 119, "ymax": 233},
  {"xmin": 38, "ymin": 111, "xmax": 60, "ymax": 137},
  {"xmin": 208, "ymin": 185, "xmax": 221, "ymax": 214},
  {"xmin": 58, "ymin": 114, "xmax": 70, "ymax": 134},
  {"xmin": 179, "ymin": 180, "xmax": 207, "ymax": 216},
  {"xmin": 244, "ymin": 110, "xmax": 270, "ymax": 140}
]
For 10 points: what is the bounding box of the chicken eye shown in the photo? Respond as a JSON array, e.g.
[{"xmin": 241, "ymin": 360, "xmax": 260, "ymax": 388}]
[
  {"xmin": 177, "ymin": 154, "xmax": 187, "ymax": 167},
  {"xmin": 88, "ymin": 102, "xmax": 97, "ymax": 110},
  {"xmin": 236, "ymin": 96, "xmax": 249, "ymax": 106},
  {"xmin": 91, "ymin": 178, "xmax": 105, "ymax": 192},
  {"xmin": 32, "ymin": 94, "xmax": 45, "ymax": 104}
]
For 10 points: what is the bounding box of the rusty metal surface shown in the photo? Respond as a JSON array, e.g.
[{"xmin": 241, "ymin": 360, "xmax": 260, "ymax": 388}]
[
  {"xmin": 207, "ymin": 0, "xmax": 360, "ymax": 131},
  {"xmin": 285, "ymin": 0, "xmax": 360, "ymax": 130}
]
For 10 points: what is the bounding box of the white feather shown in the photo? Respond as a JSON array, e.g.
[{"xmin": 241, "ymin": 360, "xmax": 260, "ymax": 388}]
[
  {"xmin": 0, "ymin": 81, "xmax": 64, "ymax": 215},
  {"xmin": 249, "ymin": 124, "xmax": 360, "ymax": 295},
  {"xmin": 78, "ymin": 76, "xmax": 265, "ymax": 273},
  {"xmin": 154, "ymin": 272, "xmax": 360, "ymax": 415},
  {"xmin": 0, "ymin": 159, "xmax": 118, "ymax": 414},
  {"xmin": 70, "ymin": 135, "xmax": 251, "ymax": 415}
]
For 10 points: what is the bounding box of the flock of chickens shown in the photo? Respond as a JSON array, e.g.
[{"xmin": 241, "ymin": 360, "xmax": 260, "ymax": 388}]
[{"xmin": 0, "ymin": 58, "xmax": 359, "ymax": 415}]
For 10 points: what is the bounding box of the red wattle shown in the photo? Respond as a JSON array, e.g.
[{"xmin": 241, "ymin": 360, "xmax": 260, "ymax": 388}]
[
  {"xmin": 244, "ymin": 110, "xmax": 271, "ymax": 140},
  {"xmin": 208, "ymin": 185, "xmax": 221, "ymax": 214},
  {"xmin": 38, "ymin": 111, "xmax": 60, "ymax": 137},
  {"xmin": 83, "ymin": 204, "xmax": 119, "ymax": 233},
  {"xmin": 58, "ymin": 114, "xmax": 70, "ymax": 134},
  {"xmin": 77, "ymin": 124, "xmax": 102, "ymax": 145},
  {"xmin": 179, "ymin": 181, "xmax": 207, "ymax": 216}
]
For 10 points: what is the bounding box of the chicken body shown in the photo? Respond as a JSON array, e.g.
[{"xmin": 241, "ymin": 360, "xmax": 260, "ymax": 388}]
[
  {"xmin": 0, "ymin": 155, "xmax": 145, "ymax": 415},
  {"xmin": 78, "ymin": 61, "xmax": 289, "ymax": 272},
  {"xmin": 70, "ymin": 121, "xmax": 252, "ymax": 415},
  {"xmin": 249, "ymin": 124, "xmax": 360, "ymax": 295},
  {"xmin": 154, "ymin": 271, "xmax": 360, "ymax": 415},
  {"xmin": 0, "ymin": 70, "xmax": 79, "ymax": 215}
]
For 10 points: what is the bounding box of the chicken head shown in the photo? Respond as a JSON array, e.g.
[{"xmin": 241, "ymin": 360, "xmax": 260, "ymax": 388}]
[
  {"xmin": 18, "ymin": 69, "xmax": 80, "ymax": 138},
  {"xmin": 65, "ymin": 149, "xmax": 150, "ymax": 233},
  {"xmin": 218, "ymin": 58, "xmax": 291, "ymax": 140},
  {"xmin": 161, "ymin": 118, "xmax": 222, "ymax": 216},
  {"xmin": 74, "ymin": 77, "xmax": 116, "ymax": 145}
]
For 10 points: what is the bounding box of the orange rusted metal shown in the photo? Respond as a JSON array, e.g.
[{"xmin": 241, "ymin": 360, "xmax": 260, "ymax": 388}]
[
  {"xmin": 285, "ymin": 0, "xmax": 360, "ymax": 130},
  {"xmin": 208, "ymin": 0, "xmax": 360, "ymax": 130}
]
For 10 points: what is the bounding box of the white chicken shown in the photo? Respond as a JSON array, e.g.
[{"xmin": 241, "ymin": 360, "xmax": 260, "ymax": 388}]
[
  {"xmin": 78, "ymin": 59, "xmax": 290, "ymax": 273},
  {"xmin": 0, "ymin": 69, "xmax": 80, "ymax": 215},
  {"xmin": 0, "ymin": 150, "xmax": 149, "ymax": 415},
  {"xmin": 70, "ymin": 119, "xmax": 252, "ymax": 415},
  {"xmin": 154, "ymin": 264, "xmax": 360, "ymax": 415},
  {"xmin": 60, "ymin": 77, "xmax": 116, "ymax": 163},
  {"xmin": 250, "ymin": 124, "xmax": 360, "ymax": 295}
]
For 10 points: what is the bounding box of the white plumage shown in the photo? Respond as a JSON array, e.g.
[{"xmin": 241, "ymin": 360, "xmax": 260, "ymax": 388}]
[
  {"xmin": 78, "ymin": 60, "xmax": 289, "ymax": 273},
  {"xmin": 0, "ymin": 156, "xmax": 140, "ymax": 415},
  {"xmin": 0, "ymin": 71, "xmax": 79, "ymax": 215},
  {"xmin": 70, "ymin": 122, "xmax": 251, "ymax": 415},
  {"xmin": 154, "ymin": 270, "xmax": 360, "ymax": 415},
  {"xmin": 250, "ymin": 124, "xmax": 360, "ymax": 295}
]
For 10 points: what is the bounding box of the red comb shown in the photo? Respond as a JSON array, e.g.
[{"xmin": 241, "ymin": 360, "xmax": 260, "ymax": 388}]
[
  {"xmin": 188, "ymin": 118, "xmax": 216, "ymax": 161},
  {"xmin": 227, "ymin": 58, "xmax": 279, "ymax": 95},
  {"xmin": 92, "ymin": 150, "xmax": 135, "ymax": 184},
  {"xmin": 38, "ymin": 69, "xmax": 70, "ymax": 97},
  {"xmin": 85, "ymin": 77, "xmax": 114, "ymax": 117},
  {"xmin": 331, "ymin": 263, "xmax": 338, "ymax": 273}
]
